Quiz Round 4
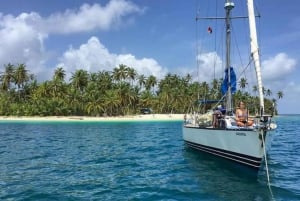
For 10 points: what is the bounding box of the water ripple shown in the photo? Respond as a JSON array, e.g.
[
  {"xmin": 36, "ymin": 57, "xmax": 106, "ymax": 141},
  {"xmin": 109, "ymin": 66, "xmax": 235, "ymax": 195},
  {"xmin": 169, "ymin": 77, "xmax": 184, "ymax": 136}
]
[{"xmin": 0, "ymin": 120, "xmax": 299, "ymax": 200}]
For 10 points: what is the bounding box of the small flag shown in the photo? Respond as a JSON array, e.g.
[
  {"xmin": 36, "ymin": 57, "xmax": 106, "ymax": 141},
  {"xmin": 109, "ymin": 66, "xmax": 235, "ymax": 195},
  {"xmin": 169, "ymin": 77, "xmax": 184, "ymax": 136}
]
[{"xmin": 208, "ymin": 26, "xmax": 212, "ymax": 34}]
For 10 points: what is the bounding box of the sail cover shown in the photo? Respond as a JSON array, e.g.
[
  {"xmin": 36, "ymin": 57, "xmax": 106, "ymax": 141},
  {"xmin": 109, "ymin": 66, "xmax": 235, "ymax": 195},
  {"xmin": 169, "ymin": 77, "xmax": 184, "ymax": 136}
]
[{"xmin": 221, "ymin": 67, "xmax": 236, "ymax": 95}]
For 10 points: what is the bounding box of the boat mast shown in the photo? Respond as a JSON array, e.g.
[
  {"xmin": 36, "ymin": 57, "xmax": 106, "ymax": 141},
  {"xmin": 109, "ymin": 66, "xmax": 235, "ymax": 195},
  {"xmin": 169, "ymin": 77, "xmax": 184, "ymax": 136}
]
[
  {"xmin": 224, "ymin": 0, "xmax": 234, "ymax": 114},
  {"xmin": 247, "ymin": 0, "xmax": 264, "ymax": 115}
]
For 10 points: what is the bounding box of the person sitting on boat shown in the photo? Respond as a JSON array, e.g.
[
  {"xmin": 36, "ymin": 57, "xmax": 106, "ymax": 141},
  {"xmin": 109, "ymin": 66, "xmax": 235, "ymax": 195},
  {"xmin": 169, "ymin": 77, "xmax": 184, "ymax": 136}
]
[
  {"xmin": 213, "ymin": 105, "xmax": 225, "ymax": 128},
  {"xmin": 235, "ymin": 101, "xmax": 254, "ymax": 127}
]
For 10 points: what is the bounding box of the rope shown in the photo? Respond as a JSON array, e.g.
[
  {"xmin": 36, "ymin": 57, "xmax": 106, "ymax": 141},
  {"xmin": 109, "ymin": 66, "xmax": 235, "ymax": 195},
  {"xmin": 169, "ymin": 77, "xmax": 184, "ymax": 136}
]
[{"xmin": 261, "ymin": 129, "xmax": 275, "ymax": 199}]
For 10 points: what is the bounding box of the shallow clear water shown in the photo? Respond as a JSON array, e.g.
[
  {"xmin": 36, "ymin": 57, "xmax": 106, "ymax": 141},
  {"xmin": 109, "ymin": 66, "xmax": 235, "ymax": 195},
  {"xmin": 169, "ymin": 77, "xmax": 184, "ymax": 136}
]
[{"xmin": 0, "ymin": 117, "xmax": 299, "ymax": 200}]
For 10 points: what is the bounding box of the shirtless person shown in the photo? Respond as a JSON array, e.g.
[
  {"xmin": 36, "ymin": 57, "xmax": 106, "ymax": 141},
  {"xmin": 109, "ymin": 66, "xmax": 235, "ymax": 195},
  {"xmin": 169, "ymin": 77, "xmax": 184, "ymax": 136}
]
[{"xmin": 235, "ymin": 101, "xmax": 254, "ymax": 127}]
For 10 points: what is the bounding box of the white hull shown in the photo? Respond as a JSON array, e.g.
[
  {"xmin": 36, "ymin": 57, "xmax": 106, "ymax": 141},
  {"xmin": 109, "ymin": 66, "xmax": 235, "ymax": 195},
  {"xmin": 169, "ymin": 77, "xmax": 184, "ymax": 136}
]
[{"xmin": 183, "ymin": 125, "xmax": 270, "ymax": 169}]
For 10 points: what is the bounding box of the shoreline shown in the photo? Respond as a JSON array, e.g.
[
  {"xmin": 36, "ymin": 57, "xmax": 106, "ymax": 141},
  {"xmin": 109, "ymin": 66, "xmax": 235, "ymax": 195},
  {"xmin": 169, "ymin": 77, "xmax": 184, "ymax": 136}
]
[{"xmin": 0, "ymin": 114, "xmax": 184, "ymax": 122}]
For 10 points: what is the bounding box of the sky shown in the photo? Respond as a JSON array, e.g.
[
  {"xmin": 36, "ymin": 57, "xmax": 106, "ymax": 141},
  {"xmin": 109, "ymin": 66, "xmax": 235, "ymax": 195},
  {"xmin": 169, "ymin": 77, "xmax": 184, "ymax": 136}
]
[{"xmin": 0, "ymin": 0, "xmax": 299, "ymax": 114}]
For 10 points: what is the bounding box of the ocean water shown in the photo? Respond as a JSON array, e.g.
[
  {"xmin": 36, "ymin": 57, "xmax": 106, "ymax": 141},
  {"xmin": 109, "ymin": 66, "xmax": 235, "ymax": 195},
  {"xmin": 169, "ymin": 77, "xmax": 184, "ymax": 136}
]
[{"xmin": 0, "ymin": 116, "xmax": 299, "ymax": 201}]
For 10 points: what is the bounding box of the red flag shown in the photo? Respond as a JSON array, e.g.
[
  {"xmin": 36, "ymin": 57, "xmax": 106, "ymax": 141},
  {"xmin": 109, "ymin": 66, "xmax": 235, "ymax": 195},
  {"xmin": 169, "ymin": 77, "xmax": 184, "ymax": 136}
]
[{"xmin": 208, "ymin": 26, "xmax": 212, "ymax": 34}]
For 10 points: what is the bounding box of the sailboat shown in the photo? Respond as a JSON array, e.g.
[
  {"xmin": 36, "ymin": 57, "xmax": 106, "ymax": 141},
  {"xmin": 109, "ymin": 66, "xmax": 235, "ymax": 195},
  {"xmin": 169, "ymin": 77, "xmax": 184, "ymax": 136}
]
[{"xmin": 183, "ymin": 0, "xmax": 277, "ymax": 170}]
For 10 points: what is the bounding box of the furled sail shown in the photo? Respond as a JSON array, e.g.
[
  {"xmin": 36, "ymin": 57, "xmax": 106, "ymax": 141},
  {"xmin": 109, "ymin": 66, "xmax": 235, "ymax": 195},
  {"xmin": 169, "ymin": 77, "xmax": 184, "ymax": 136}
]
[{"xmin": 221, "ymin": 67, "xmax": 236, "ymax": 95}]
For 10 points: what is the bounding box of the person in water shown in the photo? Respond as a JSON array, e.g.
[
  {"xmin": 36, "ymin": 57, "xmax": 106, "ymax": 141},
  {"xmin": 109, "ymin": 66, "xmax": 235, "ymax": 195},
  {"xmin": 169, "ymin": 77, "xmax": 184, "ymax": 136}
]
[{"xmin": 235, "ymin": 101, "xmax": 254, "ymax": 127}]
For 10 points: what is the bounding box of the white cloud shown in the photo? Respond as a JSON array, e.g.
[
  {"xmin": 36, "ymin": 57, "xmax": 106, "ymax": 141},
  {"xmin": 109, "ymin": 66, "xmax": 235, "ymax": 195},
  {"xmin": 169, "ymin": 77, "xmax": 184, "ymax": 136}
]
[
  {"xmin": 57, "ymin": 37, "xmax": 167, "ymax": 80},
  {"xmin": 193, "ymin": 52, "xmax": 223, "ymax": 82},
  {"xmin": 57, "ymin": 37, "xmax": 115, "ymax": 74},
  {"xmin": 190, "ymin": 51, "xmax": 297, "ymax": 85},
  {"xmin": 41, "ymin": 0, "xmax": 145, "ymax": 34},
  {"xmin": 0, "ymin": 0, "xmax": 145, "ymax": 80},
  {"xmin": 0, "ymin": 12, "xmax": 47, "ymax": 75},
  {"xmin": 261, "ymin": 53, "xmax": 296, "ymax": 81}
]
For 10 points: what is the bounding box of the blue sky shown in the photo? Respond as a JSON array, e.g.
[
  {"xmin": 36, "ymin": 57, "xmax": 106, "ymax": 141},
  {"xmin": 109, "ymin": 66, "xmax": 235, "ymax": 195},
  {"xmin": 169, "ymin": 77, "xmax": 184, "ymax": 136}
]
[{"xmin": 0, "ymin": 0, "xmax": 299, "ymax": 114}]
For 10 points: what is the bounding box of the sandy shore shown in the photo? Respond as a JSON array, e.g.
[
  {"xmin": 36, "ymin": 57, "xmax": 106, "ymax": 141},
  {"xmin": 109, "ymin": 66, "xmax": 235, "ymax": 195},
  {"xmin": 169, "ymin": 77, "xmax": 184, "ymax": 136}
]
[{"xmin": 0, "ymin": 114, "xmax": 184, "ymax": 122}]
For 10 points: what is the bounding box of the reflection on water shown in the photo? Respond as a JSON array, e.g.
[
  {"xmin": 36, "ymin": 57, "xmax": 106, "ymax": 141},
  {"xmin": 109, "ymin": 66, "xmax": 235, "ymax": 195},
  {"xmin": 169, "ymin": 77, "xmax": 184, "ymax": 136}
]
[{"xmin": 182, "ymin": 147, "xmax": 273, "ymax": 201}]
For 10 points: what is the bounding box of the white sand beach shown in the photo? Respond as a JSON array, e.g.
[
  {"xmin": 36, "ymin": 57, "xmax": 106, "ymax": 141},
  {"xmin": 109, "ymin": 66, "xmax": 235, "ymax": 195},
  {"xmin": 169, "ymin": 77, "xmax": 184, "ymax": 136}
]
[{"xmin": 0, "ymin": 114, "xmax": 184, "ymax": 122}]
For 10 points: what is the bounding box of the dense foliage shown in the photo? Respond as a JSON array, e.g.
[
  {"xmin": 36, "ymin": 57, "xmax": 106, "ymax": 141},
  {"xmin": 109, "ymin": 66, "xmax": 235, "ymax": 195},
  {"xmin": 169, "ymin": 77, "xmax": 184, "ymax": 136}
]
[{"xmin": 0, "ymin": 63, "xmax": 283, "ymax": 116}]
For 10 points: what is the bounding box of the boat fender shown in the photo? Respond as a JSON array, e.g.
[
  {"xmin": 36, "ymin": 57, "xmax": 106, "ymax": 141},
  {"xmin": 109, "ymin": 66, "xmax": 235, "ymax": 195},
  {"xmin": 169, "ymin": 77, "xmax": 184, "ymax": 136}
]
[{"xmin": 268, "ymin": 123, "xmax": 277, "ymax": 130}]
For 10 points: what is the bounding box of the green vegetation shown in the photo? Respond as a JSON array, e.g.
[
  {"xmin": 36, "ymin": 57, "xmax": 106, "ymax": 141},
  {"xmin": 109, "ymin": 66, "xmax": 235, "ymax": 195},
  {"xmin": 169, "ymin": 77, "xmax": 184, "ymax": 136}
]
[{"xmin": 0, "ymin": 63, "xmax": 283, "ymax": 116}]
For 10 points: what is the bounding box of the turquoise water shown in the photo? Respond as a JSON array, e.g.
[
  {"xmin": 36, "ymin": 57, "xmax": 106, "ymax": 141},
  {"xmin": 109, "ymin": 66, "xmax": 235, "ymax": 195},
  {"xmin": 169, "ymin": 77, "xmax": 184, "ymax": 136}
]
[{"xmin": 0, "ymin": 116, "xmax": 299, "ymax": 200}]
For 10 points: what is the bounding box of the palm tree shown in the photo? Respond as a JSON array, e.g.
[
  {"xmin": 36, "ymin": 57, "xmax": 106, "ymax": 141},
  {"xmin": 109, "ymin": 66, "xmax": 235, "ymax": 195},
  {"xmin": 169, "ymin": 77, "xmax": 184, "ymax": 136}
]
[
  {"xmin": 198, "ymin": 81, "xmax": 210, "ymax": 104},
  {"xmin": 115, "ymin": 82, "xmax": 133, "ymax": 115},
  {"xmin": 66, "ymin": 86, "xmax": 81, "ymax": 115},
  {"xmin": 127, "ymin": 67, "xmax": 137, "ymax": 85},
  {"xmin": 14, "ymin": 63, "xmax": 33, "ymax": 101},
  {"xmin": 53, "ymin": 67, "xmax": 66, "ymax": 82},
  {"xmin": 145, "ymin": 75, "xmax": 157, "ymax": 93},
  {"xmin": 138, "ymin": 74, "xmax": 146, "ymax": 90},
  {"xmin": 184, "ymin": 81, "xmax": 201, "ymax": 112},
  {"xmin": 112, "ymin": 64, "xmax": 129, "ymax": 83},
  {"xmin": 277, "ymin": 91, "xmax": 284, "ymax": 99},
  {"xmin": 0, "ymin": 61, "xmax": 281, "ymax": 117},
  {"xmin": 97, "ymin": 71, "xmax": 113, "ymax": 92},
  {"xmin": 239, "ymin": 77, "xmax": 248, "ymax": 90},
  {"xmin": 266, "ymin": 89, "xmax": 272, "ymax": 97},
  {"xmin": 103, "ymin": 90, "xmax": 120, "ymax": 116},
  {"xmin": 140, "ymin": 90, "xmax": 154, "ymax": 108},
  {"xmin": 184, "ymin": 73, "xmax": 192, "ymax": 84},
  {"xmin": 0, "ymin": 63, "xmax": 15, "ymax": 91},
  {"xmin": 70, "ymin": 69, "xmax": 89, "ymax": 92},
  {"xmin": 210, "ymin": 78, "xmax": 221, "ymax": 99},
  {"xmin": 14, "ymin": 63, "xmax": 29, "ymax": 90},
  {"xmin": 86, "ymin": 98, "xmax": 103, "ymax": 116},
  {"xmin": 33, "ymin": 81, "xmax": 50, "ymax": 98},
  {"xmin": 158, "ymin": 90, "xmax": 172, "ymax": 113},
  {"xmin": 51, "ymin": 67, "xmax": 66, "ymax": 97},
  {"xmin": 69, "ymin": 69, "xmax": 89, "ymax": 115}
]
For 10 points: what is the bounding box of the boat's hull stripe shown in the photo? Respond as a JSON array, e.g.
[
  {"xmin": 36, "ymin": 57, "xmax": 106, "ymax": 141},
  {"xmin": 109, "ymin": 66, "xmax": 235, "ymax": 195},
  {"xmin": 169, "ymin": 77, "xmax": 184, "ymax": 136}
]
[{"xmin": 184, "ymin": 140, "xmax": 262, "ymax": 168}]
